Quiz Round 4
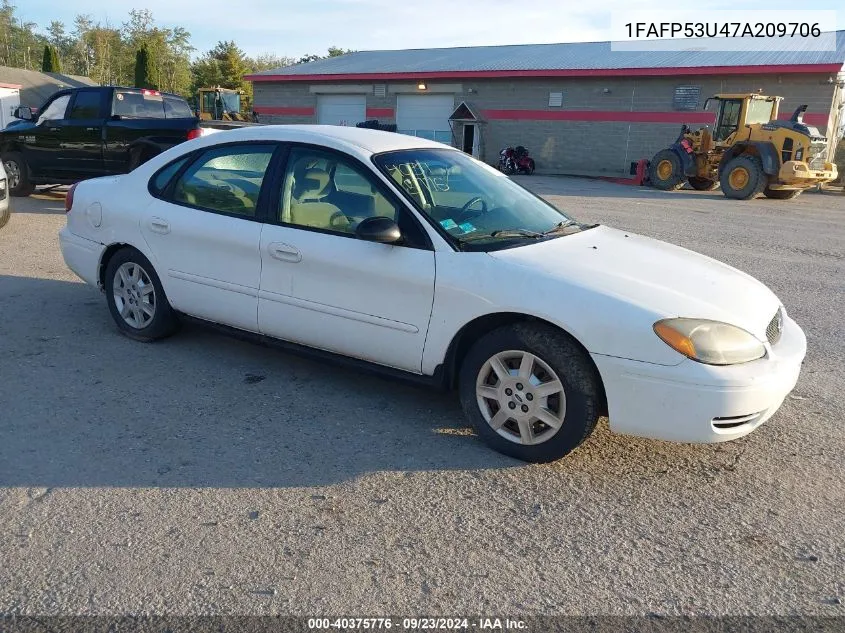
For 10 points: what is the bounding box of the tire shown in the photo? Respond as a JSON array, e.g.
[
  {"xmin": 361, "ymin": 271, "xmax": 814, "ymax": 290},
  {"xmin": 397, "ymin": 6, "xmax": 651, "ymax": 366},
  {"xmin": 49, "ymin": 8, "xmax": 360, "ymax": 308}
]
[
  {"xmin": 458, "ymin": 323, "xmax": 601, "ymax": 463},
  {"xmin": 129, "ymin": 147, "xmax": 159, "ymax": 172},
  {"xmin": 687, "ymin": 177, "xmax": 718, "ymax": 191},
  {"xmin": 104, "ymin": 247, "xmax": 179, "ymax": 342},
  {"xmin": 763, "ymin": 188, "xmax": 801, "ymax": 200},
  {"xmin": 2, "ymin": 151, "xmax": 35, "ymax": 197},
  {"xmin": 0, "ymin": 204, "xmax": 9, "ymax": 229},
  {"xmin": 720, "ymin": 155, "xmax": 767, "ymax": 200},
  {"xmin": 648, "ymin": 149, "xmax": 684, "ymax": 191}
]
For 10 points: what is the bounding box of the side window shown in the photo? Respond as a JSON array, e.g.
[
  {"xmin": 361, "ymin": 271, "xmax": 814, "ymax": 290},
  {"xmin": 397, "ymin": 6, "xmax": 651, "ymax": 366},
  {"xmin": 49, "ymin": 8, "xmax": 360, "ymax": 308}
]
[
  {"xmin": 68, "ymin": 91, "xmax": 102, "ymax": 119},
  {"xmin": 280, "ymin": 148, "xmax": 399, "ymax": 235},
  {"xmin": 36, "ymin": 94, "xmax": 71, "ymax": 125},
  {"xmin": 150, "ymin": 156, "xmax": 190, "ymax": 195},
  {"xmin": 169, "ymin": 145, "xmax": 274, "ymax": 217}
]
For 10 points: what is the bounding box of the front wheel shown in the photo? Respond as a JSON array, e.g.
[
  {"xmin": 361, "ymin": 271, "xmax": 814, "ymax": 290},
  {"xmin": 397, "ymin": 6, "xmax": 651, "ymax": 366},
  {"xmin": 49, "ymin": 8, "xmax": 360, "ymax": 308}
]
[
  {"xmin": 458, "ymin": 323, "xmax": 602, "ymax": 463},
  {"xmin": 648, "ymin": 149, "xmax": 684, "ymax": 191},
  {"xmin": 2, "ymin": 152, "xmax": 35, "ymax": 197},
  {"xmin": 720, "ymin": 155, "xmax": 766, "ymax": 200},
  {"xmin": 105, "ymin": 247, "xmax": 179, "ymax": 342}
]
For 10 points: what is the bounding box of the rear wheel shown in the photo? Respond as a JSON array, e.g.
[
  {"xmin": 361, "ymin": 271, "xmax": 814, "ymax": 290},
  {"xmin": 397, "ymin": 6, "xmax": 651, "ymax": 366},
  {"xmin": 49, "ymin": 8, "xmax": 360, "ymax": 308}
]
[
  {"xmin": 458, "ymin": 323, "xmax": 601, "ymax": 463},
  {"xmin": 763, "ymin": 188, "xmax": 801, "ymax": 200},
  {"xmin": 649, "ymin": 149, "xmax": 684, "ymax": 190},
  {"xmin": 687, "ymin": 177, "xmax": 718, "ymax": 191},
  {"xmin": 2, "ymin": 152, "xmax": 35, "ymax": 197},
  {"xmin": 105, "ymin": 247, "xmax": 179, "ymax": 342},
  {"xmin": 720, "ymin": 155, "xmax": 766, "ymax": 200}
]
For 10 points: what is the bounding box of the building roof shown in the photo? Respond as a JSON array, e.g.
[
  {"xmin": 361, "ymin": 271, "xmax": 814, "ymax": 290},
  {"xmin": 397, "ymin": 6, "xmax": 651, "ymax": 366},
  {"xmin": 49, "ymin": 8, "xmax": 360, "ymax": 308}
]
[
  {"xmin": 246, "ymin": 31, "xmax": 845, "ymax": 81},
  {"xmin": 0, "ymin": 66, "xmax": 97, "ymax": 107}
]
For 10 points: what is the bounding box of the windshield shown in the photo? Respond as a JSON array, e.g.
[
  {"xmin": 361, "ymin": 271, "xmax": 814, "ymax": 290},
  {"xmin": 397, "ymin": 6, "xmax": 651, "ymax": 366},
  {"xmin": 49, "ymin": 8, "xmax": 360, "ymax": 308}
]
[
  {"xmin": 220, "ymin": 92, "xmax": 241, "ymax": 112},
  {"xmin": 746, "ymin": 99, "xmax": 775, "ymax": 125},
  {"xmin": 373, "ymin": 149, "xmax": 582, "ymax": 250}
]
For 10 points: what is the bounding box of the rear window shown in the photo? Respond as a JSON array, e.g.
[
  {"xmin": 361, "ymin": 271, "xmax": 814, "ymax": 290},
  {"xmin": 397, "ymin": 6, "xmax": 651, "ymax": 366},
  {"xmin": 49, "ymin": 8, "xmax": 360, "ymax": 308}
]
[
  {"xmin": 164, "ymin": 96, "xmax": 194, "ymax": 118},
  {"xmin": 113, "ymin": 90, "xmax": 194, "ymax": 119}
]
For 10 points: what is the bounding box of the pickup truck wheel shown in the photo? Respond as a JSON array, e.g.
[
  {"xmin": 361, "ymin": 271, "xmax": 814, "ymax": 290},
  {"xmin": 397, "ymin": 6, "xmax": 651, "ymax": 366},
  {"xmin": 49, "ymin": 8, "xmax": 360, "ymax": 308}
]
[
  {"xmin": 458, "ymin": 323, "xmax": 601, "ymax": 463},
  {"xmin": 2, "ymin": 152, "xmax": 35, "ymax": 197},
  {"xmin": 129, "ymin": 147, "xmax": 159, "ymax": 171},
  {"xmin": 105, "ymin": 247, "xmax": 179, "ymax": 342}
]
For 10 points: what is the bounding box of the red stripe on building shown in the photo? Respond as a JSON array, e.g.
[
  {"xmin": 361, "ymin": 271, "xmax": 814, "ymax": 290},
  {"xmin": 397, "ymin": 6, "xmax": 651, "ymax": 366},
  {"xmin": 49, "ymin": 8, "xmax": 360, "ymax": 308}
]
[
  {"xmin": 483, "ymin": 109, "xmax": 716, "ymax": 123},
  {"xmin": 245, "ymin": 64, "xmax": 842, "ymax": 82},
  {"xmin": 777, "ymin": 112, "xmax": 827, "ymax": 126},
  {"xmin": 253, "ymin": 106, "xmax": 314, "ymax": 116},
  {"xmin": 366, "ymin": 107, "xmax": 394, "ymax": 118},
  {"xmin": 481, "ymin": 109, "xmax": 829, "ymax": 125}
]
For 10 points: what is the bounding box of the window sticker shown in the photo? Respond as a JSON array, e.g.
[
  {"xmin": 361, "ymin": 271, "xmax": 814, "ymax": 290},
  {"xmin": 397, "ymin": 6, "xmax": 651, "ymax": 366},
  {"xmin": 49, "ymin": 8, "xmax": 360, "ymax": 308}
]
[
  {"xmin": 439, "ymin": 218, "xmax": 458, "ymax": 230},
  {"xmin": 458, "ymin": 222, "xmax": 477, "ymax": 234}
]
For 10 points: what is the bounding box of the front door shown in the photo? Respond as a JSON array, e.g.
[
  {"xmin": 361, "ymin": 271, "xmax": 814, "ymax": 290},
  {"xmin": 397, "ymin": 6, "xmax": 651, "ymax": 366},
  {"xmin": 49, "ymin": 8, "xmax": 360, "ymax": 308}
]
[
  {"xmin": 258, "ymin": 146, "xmax": 436, "ymax": 373},
  {"xmin": 140, "ymin": 142, "xmax": 278, "ymax": 331},
  {"xmin": 21, "ymin": 92, "xmax": 71, "ymax": 177}
]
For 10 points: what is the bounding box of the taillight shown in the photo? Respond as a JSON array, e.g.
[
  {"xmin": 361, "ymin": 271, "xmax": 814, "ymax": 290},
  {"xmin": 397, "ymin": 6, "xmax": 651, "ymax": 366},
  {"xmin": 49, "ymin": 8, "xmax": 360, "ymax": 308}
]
[
  {"xmin": 65, "ymin": 183, "xmax": 78, "ymax": 213},
  {"xmin": 187, "ymin": 128, "xmax": 204, "ymax": 140}
]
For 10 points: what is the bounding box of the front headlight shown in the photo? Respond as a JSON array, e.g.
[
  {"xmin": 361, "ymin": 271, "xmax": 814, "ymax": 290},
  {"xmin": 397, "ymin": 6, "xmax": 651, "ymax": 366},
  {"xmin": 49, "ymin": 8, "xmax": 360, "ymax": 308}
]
[{"xmin": 653, "ymin": 318, "xmax": 765, "ymax": 365}]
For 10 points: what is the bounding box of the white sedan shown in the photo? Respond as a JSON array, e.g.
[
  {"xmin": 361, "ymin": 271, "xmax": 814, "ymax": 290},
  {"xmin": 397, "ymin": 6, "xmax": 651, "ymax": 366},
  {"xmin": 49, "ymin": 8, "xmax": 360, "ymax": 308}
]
[{"xmin": 59, "ymin": 125, "xmax": 806, "ymax": 462}]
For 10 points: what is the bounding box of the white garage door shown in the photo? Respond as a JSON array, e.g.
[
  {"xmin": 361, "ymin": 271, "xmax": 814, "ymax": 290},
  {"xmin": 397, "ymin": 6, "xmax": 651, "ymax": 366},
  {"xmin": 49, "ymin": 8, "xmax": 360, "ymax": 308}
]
[
  {"xmin": 316, "ymin": 94, "xmax": 366, "ymax": 127},
  {"xmin": 396, "ymin": 94, "xmax": 454, "ymax": 144}
]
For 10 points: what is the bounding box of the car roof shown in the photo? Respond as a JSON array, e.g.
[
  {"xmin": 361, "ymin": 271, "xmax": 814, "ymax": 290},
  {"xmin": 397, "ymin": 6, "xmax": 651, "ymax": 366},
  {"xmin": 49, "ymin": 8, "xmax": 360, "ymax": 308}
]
[{"xmin": 195, "ymin": 124, "xmax": 451, "ymax": 156}]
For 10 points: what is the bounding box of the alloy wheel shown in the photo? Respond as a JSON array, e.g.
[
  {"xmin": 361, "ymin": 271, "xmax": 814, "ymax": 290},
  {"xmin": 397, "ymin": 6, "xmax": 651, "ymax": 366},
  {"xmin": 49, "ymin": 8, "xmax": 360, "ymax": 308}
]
[
  {"xmin": 112, "ymin": 261, "xmax": 156, "ymax": 329},
  {"xmin": 4, "ymin": 159, "xmax": 20, "ymax": 189},
  {"xmin": 475, "ymin": 350, "xmax": 567, "ymax": 445}
]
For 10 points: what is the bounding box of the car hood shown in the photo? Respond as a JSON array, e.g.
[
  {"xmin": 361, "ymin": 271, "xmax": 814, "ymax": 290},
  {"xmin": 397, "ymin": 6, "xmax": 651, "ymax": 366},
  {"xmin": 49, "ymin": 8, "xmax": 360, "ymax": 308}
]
[{"xmin": 489, "ymin": 225, "xmax": 780, "ymax": 340}]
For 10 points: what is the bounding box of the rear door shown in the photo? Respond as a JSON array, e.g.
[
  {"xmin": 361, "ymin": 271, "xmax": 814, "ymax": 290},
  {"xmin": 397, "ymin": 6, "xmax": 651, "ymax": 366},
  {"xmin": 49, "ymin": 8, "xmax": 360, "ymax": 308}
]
[
  {"xmin": 54, "ymin": 88, "xmax": 107, "ymax": 178},
  {"xmin": 140, "ymin": 142, "xmax": 280, "ymax": 331}
]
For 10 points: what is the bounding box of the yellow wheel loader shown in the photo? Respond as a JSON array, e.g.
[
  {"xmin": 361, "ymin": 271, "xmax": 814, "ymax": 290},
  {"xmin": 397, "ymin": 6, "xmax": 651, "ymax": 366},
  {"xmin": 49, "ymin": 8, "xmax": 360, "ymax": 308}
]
[
  {"xmin": 649, "ymin": 93, "xmax": 837, "ymax": 200},
  {"xmin": 196, "ymin": 87, "xmax": 258, "ymax": 123}
]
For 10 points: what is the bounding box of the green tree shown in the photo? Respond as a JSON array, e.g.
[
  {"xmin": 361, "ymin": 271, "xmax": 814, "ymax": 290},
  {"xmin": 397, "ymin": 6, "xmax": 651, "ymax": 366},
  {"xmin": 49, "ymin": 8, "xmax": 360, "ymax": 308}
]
[
  {"xmin": 41, "ymin": 44, "xmax": 53, "ymax": 71},
  {"xmin": 134, "ymin": 44, "xmax": 156, "ymax": 89},
  {"xmin": 297, "ymin": 46, "xmax": 354, "ymax": 65}
]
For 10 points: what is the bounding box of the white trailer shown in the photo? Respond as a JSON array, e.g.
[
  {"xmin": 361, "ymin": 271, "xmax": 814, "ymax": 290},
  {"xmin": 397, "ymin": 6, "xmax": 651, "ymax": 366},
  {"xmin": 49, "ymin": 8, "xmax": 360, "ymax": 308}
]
[{"xmin": 0, "ymin": 85, "xmax": 22, "ymax": 129}]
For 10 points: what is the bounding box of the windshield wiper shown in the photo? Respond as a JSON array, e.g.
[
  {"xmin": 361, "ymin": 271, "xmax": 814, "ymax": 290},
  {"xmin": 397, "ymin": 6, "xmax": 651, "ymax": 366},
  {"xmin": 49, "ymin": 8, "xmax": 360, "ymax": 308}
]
[
  {"xmin": 541, "ymin": 220, "xmax": 579, "ymax": 235},
  {"xmin": 459, "ymin": 228, "xmax": 543, "ymax": 243}
]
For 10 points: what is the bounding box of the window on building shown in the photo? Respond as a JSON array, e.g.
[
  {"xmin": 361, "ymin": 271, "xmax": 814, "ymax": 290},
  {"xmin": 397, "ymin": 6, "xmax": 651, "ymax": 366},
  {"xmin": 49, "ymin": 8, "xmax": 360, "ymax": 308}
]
[
  {"xmin": 548, "ymin": 92, "xmax": 563, "ymax": 107},
  {"xmin": 673, "ymin": 86, "xmax": 701, "ymax": 111}
]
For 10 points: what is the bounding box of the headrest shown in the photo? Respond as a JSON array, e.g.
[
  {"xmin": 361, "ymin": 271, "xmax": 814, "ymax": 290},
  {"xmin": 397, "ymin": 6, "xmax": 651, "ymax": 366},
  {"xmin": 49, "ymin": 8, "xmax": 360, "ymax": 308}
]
[{"xmin": 295, "ymin": 168, "xmax": 330, "ymax": 200}]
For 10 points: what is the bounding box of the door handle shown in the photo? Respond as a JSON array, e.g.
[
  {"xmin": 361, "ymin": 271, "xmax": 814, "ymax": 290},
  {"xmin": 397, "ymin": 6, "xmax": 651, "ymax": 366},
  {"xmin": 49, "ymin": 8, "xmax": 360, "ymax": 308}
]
[
  {"xmin": 149, "ymin": 217, "xmax": 170, "ymax": 234},
  {"xmin": 268, "ymin": 242, "xmax": 301, "ymax": 263}
]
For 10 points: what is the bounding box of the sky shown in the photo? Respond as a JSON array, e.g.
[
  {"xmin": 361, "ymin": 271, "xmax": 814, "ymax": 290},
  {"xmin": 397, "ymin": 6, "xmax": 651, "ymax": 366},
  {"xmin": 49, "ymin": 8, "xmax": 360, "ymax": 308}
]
[{"xmin": 16, "ymin": 0, "xmax": 845, "ymax": 60}]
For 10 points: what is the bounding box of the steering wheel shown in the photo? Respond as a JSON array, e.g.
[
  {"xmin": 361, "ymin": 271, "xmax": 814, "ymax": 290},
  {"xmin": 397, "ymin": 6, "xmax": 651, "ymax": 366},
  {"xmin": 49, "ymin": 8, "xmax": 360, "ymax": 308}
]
[
  {"xmin": 457, "ymin": 196, "xmax": 488, "ymax": 223},
  {"xmin": 329, "ymin": 211, "xmax": 352, "ymax": 230}
]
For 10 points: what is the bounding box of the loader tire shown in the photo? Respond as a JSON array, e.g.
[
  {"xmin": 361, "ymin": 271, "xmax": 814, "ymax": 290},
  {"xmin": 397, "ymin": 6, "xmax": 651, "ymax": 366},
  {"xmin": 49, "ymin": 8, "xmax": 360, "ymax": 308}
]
[
  {"xmin": 763, "ymin": 188, "xmax": 801, "ymax": 200},
  {"xmin": 649, "ymin": 150, "xmax": 684, "ymax": 191},
  {"xmin": 720, "ymin": 155, "xmax": 766, "ymax": 200},
  {"xmin": 687, "ymin": 177, "xmax": 718, "ymax": 191}
]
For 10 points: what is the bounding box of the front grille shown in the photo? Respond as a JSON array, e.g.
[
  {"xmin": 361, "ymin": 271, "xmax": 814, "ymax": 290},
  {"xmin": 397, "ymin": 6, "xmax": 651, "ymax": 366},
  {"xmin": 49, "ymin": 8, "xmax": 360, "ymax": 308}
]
[{"xmin": 766, "ymin": 308, "xmax": 783, "ymax": 346}]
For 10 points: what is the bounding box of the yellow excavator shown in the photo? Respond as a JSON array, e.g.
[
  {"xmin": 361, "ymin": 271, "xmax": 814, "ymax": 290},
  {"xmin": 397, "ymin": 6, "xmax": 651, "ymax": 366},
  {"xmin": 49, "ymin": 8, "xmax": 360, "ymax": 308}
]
[
  {"xmin": 649, "ymin": 92, "xmax": 837, "ymax": 200},
  {"xmin": 195, "ymin": 87, "xmax": 258, "ymax": 123}
]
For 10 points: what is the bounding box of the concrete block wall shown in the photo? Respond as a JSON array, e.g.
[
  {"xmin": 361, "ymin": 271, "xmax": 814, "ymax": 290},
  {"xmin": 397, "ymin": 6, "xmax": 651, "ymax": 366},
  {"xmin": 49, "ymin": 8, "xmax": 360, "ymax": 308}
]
[{"xmin": 251, "ymin": 73, "xmax": 837, "ymax": 177}]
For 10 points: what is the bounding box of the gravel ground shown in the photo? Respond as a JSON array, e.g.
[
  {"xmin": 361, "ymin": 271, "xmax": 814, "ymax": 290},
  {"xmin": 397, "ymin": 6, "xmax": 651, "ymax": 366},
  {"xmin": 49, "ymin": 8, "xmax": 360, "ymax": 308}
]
[{"xmin": 0, "ymin": 181, "xmax": 843, "ymax": 617}]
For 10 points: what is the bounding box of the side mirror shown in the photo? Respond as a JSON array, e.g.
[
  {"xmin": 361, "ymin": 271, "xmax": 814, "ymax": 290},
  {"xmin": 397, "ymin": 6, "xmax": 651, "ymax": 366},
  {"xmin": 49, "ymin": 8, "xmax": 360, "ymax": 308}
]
[
  {"xmin": 355, "ymin": 216, "xmax": 402, "ymax": 244},
  {"xmin": 13, "ymin": 106, "xmax": 33, "ymax": 121}
]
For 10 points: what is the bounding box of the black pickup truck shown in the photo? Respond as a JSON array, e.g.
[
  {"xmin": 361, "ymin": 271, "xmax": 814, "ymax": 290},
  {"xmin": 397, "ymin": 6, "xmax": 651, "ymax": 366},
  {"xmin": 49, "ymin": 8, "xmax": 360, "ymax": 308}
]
[{"xmin": 0, "ymin": 86, "xmax": 249, "ymax": 197}]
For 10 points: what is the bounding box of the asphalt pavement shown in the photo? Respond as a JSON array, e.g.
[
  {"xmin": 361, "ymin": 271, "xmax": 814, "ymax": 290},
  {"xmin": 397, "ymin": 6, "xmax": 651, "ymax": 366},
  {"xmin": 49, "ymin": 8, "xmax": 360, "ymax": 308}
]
[{"xmin": 0, "ymin": 181, "xmax": 843, "ymax": 617}]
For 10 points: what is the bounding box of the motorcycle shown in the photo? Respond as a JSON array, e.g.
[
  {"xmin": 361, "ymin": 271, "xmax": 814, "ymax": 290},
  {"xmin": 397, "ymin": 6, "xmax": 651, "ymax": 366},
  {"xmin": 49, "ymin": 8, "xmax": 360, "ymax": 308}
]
[{"xmin": 498, "ymin": 145, "xmax": 536, "ymax": 175}]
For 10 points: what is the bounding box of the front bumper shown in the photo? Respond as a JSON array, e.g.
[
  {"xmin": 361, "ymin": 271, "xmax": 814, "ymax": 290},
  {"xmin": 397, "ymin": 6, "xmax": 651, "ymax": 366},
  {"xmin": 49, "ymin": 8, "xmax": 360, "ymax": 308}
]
[
  {"xmin": 592, "ymin": 314, "xmax": 806, "ymax": 443},
  {"xmin": 59, "ymin": 227, "xmax": 104, "ymax": 288}
]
